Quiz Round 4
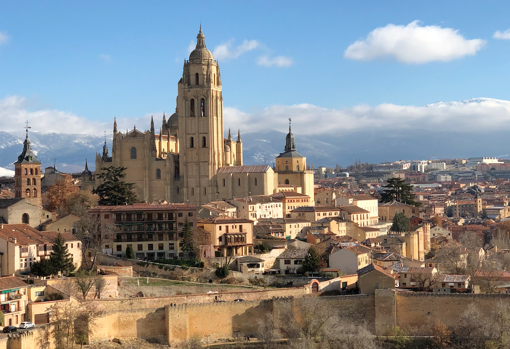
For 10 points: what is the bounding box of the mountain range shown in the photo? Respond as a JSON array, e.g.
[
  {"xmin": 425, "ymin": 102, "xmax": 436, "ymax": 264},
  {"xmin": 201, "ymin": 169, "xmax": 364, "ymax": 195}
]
[{"xmin": 1, "ymin": 97, "xmax": 509, "ymax": 175}]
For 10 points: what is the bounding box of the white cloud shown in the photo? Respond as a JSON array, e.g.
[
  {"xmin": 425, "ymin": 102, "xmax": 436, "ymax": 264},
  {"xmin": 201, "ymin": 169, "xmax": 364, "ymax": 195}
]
[
  {"xmin": 99, "ymin": 54, "xmax": 111, "ymax": 62},
  {"xmin": 344, "ymin": 21, "xmax": 485, "ymax": 64},
  {"xmin": 224, "ymin": 98, "xmax": 510, "ymax": 135},
  {"xmin": 0, "ymin": 95, "xmax": 156, "ymax": 135},
  {"xmin": 0, "ymin": 32, "xmax": 10, "ymax": 45},
  {"xmin": 257, "ymin": 55, "xmax": 293, "ymax": 67},
  {"xmin": 494, "ymin": 29, "xmax": 510, "ymax": 40},
  {"xmin": 213, "ymin": 39, "xmax": 259, "ymax": 60}
]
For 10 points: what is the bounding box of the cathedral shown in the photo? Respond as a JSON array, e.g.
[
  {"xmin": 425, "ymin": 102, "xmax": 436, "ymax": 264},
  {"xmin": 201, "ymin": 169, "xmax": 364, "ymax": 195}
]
[{"xmin": 86, "ymin": 27, "xmax": 314, "ymax": 206}]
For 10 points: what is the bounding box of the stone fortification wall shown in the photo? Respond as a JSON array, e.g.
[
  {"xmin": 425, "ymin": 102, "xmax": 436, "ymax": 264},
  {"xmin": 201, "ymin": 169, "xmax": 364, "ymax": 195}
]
[
  {"xmin": 119, "ymin": 282, "xmax": 257, "ymax": 298},
  {"xmin": 165, "ymin": 295, "xmax": 375, "ymax": 345}
]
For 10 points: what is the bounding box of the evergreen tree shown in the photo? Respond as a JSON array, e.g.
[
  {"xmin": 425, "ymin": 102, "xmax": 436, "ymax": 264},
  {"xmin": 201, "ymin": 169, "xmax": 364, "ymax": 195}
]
[
  {"xmin": 480, "ymin": 209, "xmax": 489, "ymax": 220},
  {"xmin": 391, "ymin": 212, "xmax": 410, "ymax": 233},
  {"xmin": 380, "ymin": 177, "xmax": 421, "ymax": 207},
  {"xmin": 181, "ymin": 219, "xmax": 196, "ymax": 258},
  {"xmin": 50, "ymin": 233, "xmax": 75, "ymax": 275},
  {"xmin": 93, "ymin": 166, "xmax": 137, "ymax": 206},
  {"xmin": 126, "ymin": 245, "xmax": 134, "ymax": 259},
  {"xmin": 302, "ymin": 246, "xmax": 322, "ymax": 273},
  {"xmin": 30, "ymin": 258, "xmax": 56, "ymax": 277}
]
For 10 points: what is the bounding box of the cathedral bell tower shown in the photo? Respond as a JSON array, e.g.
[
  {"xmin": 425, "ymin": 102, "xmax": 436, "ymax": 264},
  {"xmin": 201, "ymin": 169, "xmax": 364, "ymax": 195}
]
[
  {"xmin": 177, "ymin": 26, "xmax": 224, "ymax": 205},
  {"xmin": 14, "ymin": 124, "xmax": 42, "ymax": 207}
]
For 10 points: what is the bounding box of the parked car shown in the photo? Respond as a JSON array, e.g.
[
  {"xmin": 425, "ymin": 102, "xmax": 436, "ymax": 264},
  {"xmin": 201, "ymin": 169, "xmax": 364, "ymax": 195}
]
[
  {"xmin": 19, "ymin": 322, "xmax": 34, "ymax": 329},
  {"xmin": 2, "ymin": 326, "xmax": 17, "ymax": 333}
]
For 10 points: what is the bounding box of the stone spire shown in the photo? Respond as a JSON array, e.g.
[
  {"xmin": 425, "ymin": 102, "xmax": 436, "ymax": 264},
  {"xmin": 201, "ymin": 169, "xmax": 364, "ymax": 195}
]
[
  {"xmin": 16, "ymin": 122, "xmax": 40, "ymax": 164},
  {"xmin": 113, "ymin": 117, "xmax": 117, "ymax": 133},
  {"xmin": 196, "ymin": 25, "xmax": 206, "ymax": 49},
  {"xmin": 84, "ymin": 159, "xmax": 89, "ymax": 172},
  {"xmin": 150, "ymin": 116, "xmax": 157, "ymax": 154},
  {"xmin": 285, "ymin": 118, "xmax": 296, "ymax": 152},
  {"xmin": 228, "ymin": 128, "xmax": 232, "ymax": 141},
  {"xmin": 237, "ymin": 129, "xmax": 241, "ymax": 142}
]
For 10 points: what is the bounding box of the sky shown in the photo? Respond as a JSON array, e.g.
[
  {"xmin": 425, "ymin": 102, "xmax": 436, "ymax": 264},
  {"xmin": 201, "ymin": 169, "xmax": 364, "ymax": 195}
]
[{"xmin": 1, "ymin": 0, "xmax": 510, "ymax": 138}]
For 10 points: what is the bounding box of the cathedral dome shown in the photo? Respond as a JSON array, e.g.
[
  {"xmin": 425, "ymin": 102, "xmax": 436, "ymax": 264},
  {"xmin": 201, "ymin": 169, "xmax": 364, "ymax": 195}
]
[{"xmin": 189, "ymin": 26, "xmax": 214, "ymax": 62}]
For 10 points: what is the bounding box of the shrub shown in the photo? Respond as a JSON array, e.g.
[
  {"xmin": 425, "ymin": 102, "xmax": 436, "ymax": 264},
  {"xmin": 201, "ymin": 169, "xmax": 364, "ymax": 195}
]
[{"xmin": 215, "ymin": 266, "xmax": 229, "ymax": 279}]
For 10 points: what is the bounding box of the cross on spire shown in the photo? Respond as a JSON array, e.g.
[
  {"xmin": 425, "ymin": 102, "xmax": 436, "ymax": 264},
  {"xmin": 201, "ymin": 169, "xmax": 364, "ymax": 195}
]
[
  {"xmin": 289, "ymin": 118, "xmax": 292, "ymax": 133},
  {"xmin": 24, "ymin": 120, "xmax": 31, "ymax": 138}
]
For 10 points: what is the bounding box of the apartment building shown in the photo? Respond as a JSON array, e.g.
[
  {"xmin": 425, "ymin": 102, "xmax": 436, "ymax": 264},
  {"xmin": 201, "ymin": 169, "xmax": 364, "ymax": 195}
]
[
  {"xmin": 230, "ymin": 195, "xmax": 283, "ymax": 222},
  {"xmin": 90, "ymin": 203, "xmax": 197, "ymax": 260}
]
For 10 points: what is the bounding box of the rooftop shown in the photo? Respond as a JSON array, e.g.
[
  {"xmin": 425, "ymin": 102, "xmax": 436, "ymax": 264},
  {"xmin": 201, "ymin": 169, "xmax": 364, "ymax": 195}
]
[
  {"xmin": 278, "ymin": 248, "xmax": 308, "ymax": 259},
  {"xmin": 0, "ymin": 224, "xmax": 79, "ymax": 246},
  {"xmin": 338, "ymin": 205, "xmax": 370, "ymax": 214},
  {"xmin": 90, "ymin": 203, "xmax": 196, "ymax": 212},
  {"xmin": 0, "ymin": 277, "xmax": 28, "ymax": 291},
  {"xmin": 217, "ymin": 165, "xmax": 271, "ymax": 174}
]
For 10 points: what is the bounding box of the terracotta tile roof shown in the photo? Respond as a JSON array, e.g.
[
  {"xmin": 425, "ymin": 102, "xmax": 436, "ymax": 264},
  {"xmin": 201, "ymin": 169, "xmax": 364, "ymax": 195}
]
[
  {"xmin": 233, "ymin": 195, "xmax": 280, "ymax": 204},
  {"xmin": 278, "ymin": 248, "xmax": 308, "ymax": 259},
  {"xmin": 350, "ymin": 195, "xmax": 377, "ymax": 201},
  {"xmin": 91, "ymin": 203, "xmax": 196, "ymax": 212},
  {"xmin": 437, "ymin": 274, "xmax": 470, "ymax": 283},
  {"xmin": 291, "ymin": 206, "xmax": 340, "ymax": 213},
  {"xmin": 217, "ymin": 165, "xmax": 271, "ymax": 174},
  {"xmin": 199, "ymin": 217, "xmax": 253, "ymax": 224},
  {"xmin": 0, "ymin": 224, "xmax": 79, "ymax": 246},
  {"xmin": 474, "ymin": 270, "xmax": 510, "ymax": 281},
  {"xmin": 270, "ymin": 191, "xmax": 310, "ymax": 198},
  {"xmin": 0, "ymin": 277, "xmax": 28, "ymax": 291},
  {"xmin": 338, "ymin": 205, "xmax": 370, "ymax": 214},
  {"xmin": 358, "ymin": 263, "xmax": 396, "ymax": 278},
  {"xmin": 398, "ymin": 267, "xmax": 435, "ymax": 274}
]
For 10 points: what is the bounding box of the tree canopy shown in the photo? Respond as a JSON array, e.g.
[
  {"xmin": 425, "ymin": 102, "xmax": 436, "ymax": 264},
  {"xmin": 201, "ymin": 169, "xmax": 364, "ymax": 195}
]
[
  {"xmin": 180, "ymin": 219, "xmax": 197, "ymax": 258},
  {"xmin": 50, "ymin": 233, "xmax": 75, "ymax": 275},
  {"xmin": 92, "ymin": 166, "xmax": 137, "ymax": 206},
  {"xmin": 46, "ymin": 174, "xmax": 79, "ymax": 212},
  {"xmin": 380, "ymin": 177, "xmax": 421, "ymax": 207},
  {"xmin": 391, "ymin": 212, "xmax": 410, "ymax": 233},
  {"xmin": 302, "ymin": 246, "xmax": 323, "ymax": 273}
]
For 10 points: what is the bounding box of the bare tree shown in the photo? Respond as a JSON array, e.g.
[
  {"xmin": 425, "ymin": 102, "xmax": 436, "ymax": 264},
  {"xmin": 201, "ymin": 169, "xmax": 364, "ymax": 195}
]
[
  {"xmin": 93, "ymin": 274, "xmax": 106, "ymax": 299},
  {"xmin": 74, "ymin": 270, "xmax": 95, "ymax": 300}
]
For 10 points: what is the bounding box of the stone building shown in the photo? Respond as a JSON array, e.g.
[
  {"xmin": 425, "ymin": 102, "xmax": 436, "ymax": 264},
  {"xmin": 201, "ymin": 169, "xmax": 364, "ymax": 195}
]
[
  {"xmin": 14, "ymin": 129, "xmax": 42, "ymax": 207},
  {"xmin": 91, "ymin": 27, "xmax": 314, "ymax": 206}
]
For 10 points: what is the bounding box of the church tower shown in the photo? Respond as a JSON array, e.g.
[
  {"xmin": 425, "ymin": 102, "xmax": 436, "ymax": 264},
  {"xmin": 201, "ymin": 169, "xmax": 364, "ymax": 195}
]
[
  {"xmin": 177, "ymin": 26, "xmax": 224, "ymax": 205},
  {"xmin": 14, "ymin": 126, "xmax": 42, "ymax": 207}
]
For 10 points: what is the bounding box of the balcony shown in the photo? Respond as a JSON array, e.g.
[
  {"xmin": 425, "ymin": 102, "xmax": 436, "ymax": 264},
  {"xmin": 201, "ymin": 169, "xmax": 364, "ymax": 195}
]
[
  {"xmin": 224, "ymin": 233, "xmax": 247, "ymax": 246},
  {"xmin": 8, "ymin": 294, "xmax": 21, "ymax": 300}
]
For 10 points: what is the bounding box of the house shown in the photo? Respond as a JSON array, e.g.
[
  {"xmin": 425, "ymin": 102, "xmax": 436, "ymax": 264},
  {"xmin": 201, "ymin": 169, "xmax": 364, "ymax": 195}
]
[
  {"xmin": 379, "ymin": 201, "xmax": 421, "ymax": 222},
  {"xmin": 329, "ymin": 245, "xmax": 372, "ymax": 275},
  {"xmin": 336, "ymin": 194, "xmax": 379, "ymax": 225},
  {"xmin": 290, "ymin": 206, "xmax": 340, "ymax": 222},
  {"xmin": 311, "ymin": 217, "xmax": 352, "ymax": 236},
  {"xmin": 314, "ymin": 188, "xmax": 337, "ymax": 206},
  {"xmin": 348, "ymin": 226, "xmax": 382, "ymax": 241},
  {"xmin": 430, "ymin": 225, "xmax": 452, "ymax": 240},
  {"xmin": 270, "ymin": 191, "xmax": 311, "ymax": 217},
  {"xmin": 0, "ymin": 277, "xmax": 29, "ymax": 327},
  {"xmin": 230, "ymin": 195, "xmax": 283, "ymax": 222},
  {"xmin": 40, "ymin": 214, "xmax": 80, "ymax": 234},
  {"xmin": 257, "ymin": 218, "xmax": 311, "ymax": 239},
  {"xmin": 434, "ymin": 275, "xmax": 471, "ymax": 293},
  {"xmin": 277, "ymin": 248, "xmax": 308, "ymax": 274},
  {"xmin": 235, "ymin": 256, "xmax": 265, "ymax": 274},
  {"xmin": 358, "ymin": 264, "xmax": 398, "ymax": 295},
  {"xmin": 397, "ymin": 267, "xmax": 438, "ymax": 290},
  {"xmin": 0, "ymin": 224, "xmax": 82, "ymax": 276},
  {"xmin": 253, "ymin": 224, "xmax": 285, "ymax": 239},
  {"xmin": 338, "ymin": 205, "xmax": 370, "ymax": 227},
  {"xmin": 199, "ymin": 201, "xmax": 237, "ymax": 219},
  {"xmin": 198, "ymin": 218, "xmax": 254, "ymax": 257},
  {"xmin": 373, "ymin": 252, "xmax": 401, "ymax": 268}
]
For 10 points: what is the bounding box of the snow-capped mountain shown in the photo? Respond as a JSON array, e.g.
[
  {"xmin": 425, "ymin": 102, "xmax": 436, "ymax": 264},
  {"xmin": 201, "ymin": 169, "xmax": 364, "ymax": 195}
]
[{"xmin": 0, "ymin": 167, "xmax": 14, "ymax": 177}]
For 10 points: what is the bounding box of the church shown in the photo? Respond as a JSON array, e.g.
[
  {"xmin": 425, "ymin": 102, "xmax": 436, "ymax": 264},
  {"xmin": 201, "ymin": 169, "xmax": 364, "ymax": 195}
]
[{"xmin": 85, "ymin": 27, "xmax": 314, "ymax": 206}]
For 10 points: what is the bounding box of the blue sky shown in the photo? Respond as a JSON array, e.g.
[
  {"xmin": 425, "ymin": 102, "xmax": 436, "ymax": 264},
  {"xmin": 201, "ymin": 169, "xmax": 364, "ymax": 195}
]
[{"xmin": 1, "ymin": 0, "xmax": 510, "ymax": 136}]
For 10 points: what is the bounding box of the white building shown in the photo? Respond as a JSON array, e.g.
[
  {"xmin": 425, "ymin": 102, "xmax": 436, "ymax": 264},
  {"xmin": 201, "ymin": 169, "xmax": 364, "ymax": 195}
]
[
  {"xmin": 466, "ymin": 157, "xmax": 503, "ymax": 167},
  {"xmin": 336, "ymin": 194, "xmax": 379, "ymax": 225},
  {"xmin": 230, "ymin": 195, "xmax": 283, "ymax": 223}
]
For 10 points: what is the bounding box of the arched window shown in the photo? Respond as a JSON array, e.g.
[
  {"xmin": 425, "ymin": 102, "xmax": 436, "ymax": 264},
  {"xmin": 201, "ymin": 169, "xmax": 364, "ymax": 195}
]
[
  {"xmin": 203, "ymin": 187, "xmax": 207, "ymax": 195},
  {"xmin": 35, "ymin": 168, "xmax": 38, "ymax": 175},
  {"xmin": 190, "ymin": 137, "xmax": 194, "ymax": 148},
  {"xmin": 213, "ymin": 74, "xmax": 216, "ymax": 85},
  {"xmin": 195, "ymin": 73, "xmax": 199, "ymax": 85},
  {"xmin": 156, "ymin": 169, "xmax": 161, "ymax": 179},
  {"xmin": 296, "ymin": 165, "xmax": 299, "ymax": 171},
  {"xmin": 25, "ymin": 189, "xmax": 31, "ymax": 198},
  {"xmin": 255, "ymin": 178, "xmax": 258, "ymax": 186},
  {"xmin": 285, "ymin": 179, "xmax": 290, "ymax": 185},
  {"xmin": 238, "ymin": 178, "xmax": 241, "ymax": 186},
  {"xmin": 29, "ymin": 169, "xmax": 33, "ymax": 175},
  {"xmin": 285, "ymin": 165, "xmax": 289, "ymax": 171},
  {"xmin": 191, "ymin": 187, "xmax": 195, "ymax": 196},
  {"xmin": 32, "ymin": 178, "xmax": 36, "ymax": 185},
  {"xmin": 33, "ymin": 189, "xmax": 37, "ymax": 198},
  {"xmin": 26, "ymin": 178, "xmax": 30, "ymax": 185},
  {"xmin": 190, "ymin": 99, "xmax": 195, "ymax": 117},
  {"xmin": 24, "ymin": 169, "xmax": 27, "ymax": 175},
  {"xmin": 22, "ymin": 213, "xmax": 29, "ymax": 224},
  {"xmin": 130, "ymin": 147, "xmax": 137, "ymax": 159},
  {"xmin": 200, "ymin": 98, "xmax": 205, "ymax": 117},
  {"xmin": 202, "ymin": 136, "xmax": 206, "ymax": 148}
]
